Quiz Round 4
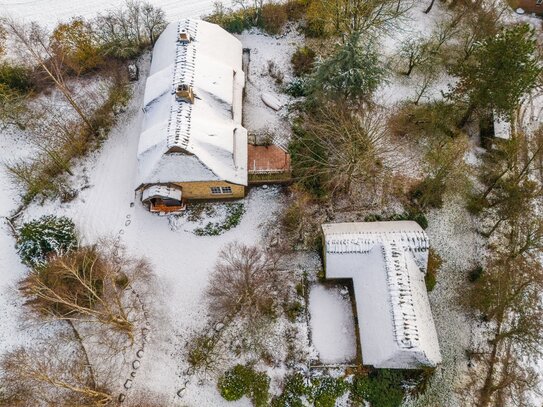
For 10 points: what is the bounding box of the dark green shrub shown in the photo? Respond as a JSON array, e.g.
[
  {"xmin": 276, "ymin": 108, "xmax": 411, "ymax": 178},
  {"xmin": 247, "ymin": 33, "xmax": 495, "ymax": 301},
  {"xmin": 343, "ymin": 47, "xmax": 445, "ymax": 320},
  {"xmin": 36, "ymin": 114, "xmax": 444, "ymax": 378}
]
[
  {"xmin": 223, "ymin": 13, "xmax": 250, "ymax": 34},
  {"xmin": 250, "ymin": 370, "xmax": 270, "ymax": 407},
  {"xmin": 194, "ymin": 203, "xmax": 245, "ymax": 236},
  {"xmin": 218, "ymin": 364, "xmax": 270, "ymax": 406},
  {"xmin": 312, "ymin": 376, "xmax": 348, "ymax": 407},
  {"xmin": 0, "ymin": 63, "xmax": 33, "ymax": 94},
  {"xmin": 291, "ymin": 46, "xmax": 316, "ymax": 76},
  {"xmin": 286, "ymin": 301, "xmax": 304, "ymax": 322},
  {"xmin": 16, "ymin": 215, "xmax": 77, "ymax": 266},
  {"xmin": 468, "ymin": 265, "xmax": 484, "ymax": 282},
  {"xmin": 218, "ymin": 365, "xmax": 249, "ymax": 401},
  {"xmin": 284, "ymin": 373, "xmax": 309, "ymax": 397},
  {"xmin": 364, "ymin": 212, "xmax": 428, "ymax": 230},
  {"xmin": 409, "ymin": 176, "xmax": 445, "ymax": 209},
  {"xmin": 302, "ymin": 18, "xmax": 327, "ymax": 38},
  {"xmin": 286, "ymin": 78, "xmax": 308, "ymax": 97},
  {"xmin": 466, "ymin": 192, "xmax": 487, "ymax": 215},
  {"xmin": 351, "ymin": 370, "xmax": 405, "ymax": 407},
  {"xmin": 271, "ymin": 373, "xmax": 309, "ymax": 406}
]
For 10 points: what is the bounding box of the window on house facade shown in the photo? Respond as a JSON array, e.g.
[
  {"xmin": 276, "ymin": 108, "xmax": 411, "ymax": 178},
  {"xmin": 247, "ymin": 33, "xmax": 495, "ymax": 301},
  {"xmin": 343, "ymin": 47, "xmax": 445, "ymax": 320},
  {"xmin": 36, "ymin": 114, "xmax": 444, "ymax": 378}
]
[{"xmin": 210, "ymin": 186, "xmax": 234, "ymax": 195}]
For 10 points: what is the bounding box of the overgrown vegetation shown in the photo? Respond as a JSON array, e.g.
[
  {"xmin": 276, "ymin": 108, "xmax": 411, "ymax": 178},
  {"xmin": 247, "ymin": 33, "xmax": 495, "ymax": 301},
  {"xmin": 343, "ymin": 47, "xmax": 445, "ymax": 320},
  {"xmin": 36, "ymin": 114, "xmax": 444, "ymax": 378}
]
[
  {"xmin": 291, "ymin": 46, "xmax": 316, "ymax": 77},
  {"xmin": 218, "ymin": 364, "xmax": 270, "ymax": 406},
  {"xmin": 19, "ymin": 242, "xmax": 150, "ymax": 338},
  {"xmin": 206, "ymin": 0, "xmax": 308, "ymax": 35},
  {"xmin": 2, "ymin": 0, "xmax": 165, "ymax": 203},
  {"xmin": 351, "ymin": 369, "xmax": 405, "ymax": 407},
  {"xmin": 193, "ymin": 202, "xmax": 245, "ymax": 236},
  {"xmin": 425, "ymin": 248, "xmax": 442, "ymax": 292}
]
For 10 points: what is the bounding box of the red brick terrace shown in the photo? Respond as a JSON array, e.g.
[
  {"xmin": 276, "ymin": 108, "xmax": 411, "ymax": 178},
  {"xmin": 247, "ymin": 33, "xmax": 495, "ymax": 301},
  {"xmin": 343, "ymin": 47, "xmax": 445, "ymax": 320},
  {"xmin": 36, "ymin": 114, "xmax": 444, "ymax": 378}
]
[
  {"xmin": 247, "ymin": 144, "xmax": 291, "ymax": 183},
  {"xmin": 248, "ymin": 144, "xmax": 291, "ymax": 173}
]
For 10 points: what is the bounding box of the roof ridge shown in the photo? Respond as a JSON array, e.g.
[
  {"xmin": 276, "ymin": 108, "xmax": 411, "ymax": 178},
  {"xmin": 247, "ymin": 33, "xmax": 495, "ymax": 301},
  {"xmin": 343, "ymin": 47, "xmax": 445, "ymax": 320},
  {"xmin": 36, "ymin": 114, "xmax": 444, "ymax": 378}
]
[
  {"xmin": 166, "ymin": 19, "xmax": 200, "ymax": 151},
  {"xmin": 382, "ymin": 240, "xmax": 420, "ymax": 350}
]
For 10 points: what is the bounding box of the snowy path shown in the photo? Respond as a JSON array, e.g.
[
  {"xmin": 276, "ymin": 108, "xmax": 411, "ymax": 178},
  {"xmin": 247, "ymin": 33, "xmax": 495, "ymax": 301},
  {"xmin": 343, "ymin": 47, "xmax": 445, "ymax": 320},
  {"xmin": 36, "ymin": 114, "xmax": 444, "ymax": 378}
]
[{"xmin": 0, "ymin": 0, "xmax": 228, "ymax": 27}]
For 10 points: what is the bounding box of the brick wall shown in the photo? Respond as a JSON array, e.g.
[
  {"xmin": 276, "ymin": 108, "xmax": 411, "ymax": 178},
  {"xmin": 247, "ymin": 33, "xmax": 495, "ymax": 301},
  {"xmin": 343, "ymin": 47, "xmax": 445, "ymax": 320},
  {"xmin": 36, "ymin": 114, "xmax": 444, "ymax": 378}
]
[{"xmin": 173, "ymin": 181, "xmax": 245, "ymax": 200}]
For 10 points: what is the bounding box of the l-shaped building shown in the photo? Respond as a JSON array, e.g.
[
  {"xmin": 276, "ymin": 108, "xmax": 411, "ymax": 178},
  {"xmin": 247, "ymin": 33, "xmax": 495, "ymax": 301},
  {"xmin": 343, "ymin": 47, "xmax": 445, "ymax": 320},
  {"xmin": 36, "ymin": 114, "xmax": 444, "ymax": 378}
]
[{"xmin": 322, "ymin": 221, "xmax": 441, "ymax": 369}]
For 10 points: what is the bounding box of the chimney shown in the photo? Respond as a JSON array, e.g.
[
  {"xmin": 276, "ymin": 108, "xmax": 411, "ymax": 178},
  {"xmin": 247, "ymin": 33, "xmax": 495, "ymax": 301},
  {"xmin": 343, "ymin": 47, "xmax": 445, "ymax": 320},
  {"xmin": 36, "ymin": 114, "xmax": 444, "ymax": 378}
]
[
  {"xmin": 178, "ymin": 29, "xmax": 191, "ymax": 44},
  {"xmin": 176, "ymin": 84, "xmax": 194, "ymax": 104}
]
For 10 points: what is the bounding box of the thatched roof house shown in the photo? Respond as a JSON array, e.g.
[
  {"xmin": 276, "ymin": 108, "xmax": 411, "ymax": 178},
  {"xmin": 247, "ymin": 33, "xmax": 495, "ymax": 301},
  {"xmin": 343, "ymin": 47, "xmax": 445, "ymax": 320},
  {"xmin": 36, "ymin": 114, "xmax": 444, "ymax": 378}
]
[{"xmin": 136, "ymin": 19, "xmax": 247, "ymax": 212}]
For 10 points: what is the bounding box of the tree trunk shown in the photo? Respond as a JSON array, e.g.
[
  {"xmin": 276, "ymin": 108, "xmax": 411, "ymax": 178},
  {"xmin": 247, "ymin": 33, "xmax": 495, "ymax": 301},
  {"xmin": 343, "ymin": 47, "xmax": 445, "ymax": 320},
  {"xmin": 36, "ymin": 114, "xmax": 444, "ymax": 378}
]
[
  {"xmin": 478, "ymin": 321, "xmax": 502, "ymax": 407},
  {"xmin": 67, "ymin": 320, "xmax": 97, "ymax": 390},
  {"xmin": 459, "ymin": 102, "xmax": 476, "ymax": 128},
  {"xmin": 425, "ymin": 0, "xmax": 436, "ymax": 14}
]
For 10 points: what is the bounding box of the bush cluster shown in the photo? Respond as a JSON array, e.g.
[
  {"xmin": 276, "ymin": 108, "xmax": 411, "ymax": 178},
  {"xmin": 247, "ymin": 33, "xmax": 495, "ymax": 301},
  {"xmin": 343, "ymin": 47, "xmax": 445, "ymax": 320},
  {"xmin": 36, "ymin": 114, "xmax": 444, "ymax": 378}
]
[
  {"xmin": 271, "ymin": 373, "xmax": 347, "ymax": 407},
  {"xmin": 351, "ymin": 370, "xmax": 405, "ymax": 407},
  {"xmin": 364, "ymin": 211, "xmax": 428, "ymax": 230},
  {"xmin": 291, "ymin": 46, "xmax": 316, "ymax": 77},
  {"xmin": 218, "ymin": 364, "xmax": 270, "ymax": 407},
  {"xmin": 207, "ymin": 0, "xmax": 307, "ymax": 35},
  {"xmin": 0, "ymin": 63, "xmax": 34, "ymax": 94}
]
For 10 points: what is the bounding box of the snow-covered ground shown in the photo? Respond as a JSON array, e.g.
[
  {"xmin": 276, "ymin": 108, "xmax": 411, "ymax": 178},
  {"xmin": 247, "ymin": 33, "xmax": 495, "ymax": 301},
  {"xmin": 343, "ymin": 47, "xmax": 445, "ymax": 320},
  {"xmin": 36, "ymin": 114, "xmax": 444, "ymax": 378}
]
[
  {"xmin": 0, "ymin": 126, "xmax": 30, "ymax": 355},
  {"xmin": 0, "ymin": 0, "xmax": 228, "ymax": 28},
  {"xmin": 0, "ymin": 11, "xmax": 300, "ymax": 403},
  {"xmin": 238, "ymin": 26, "xmax": 301, "ymax": 149},
  {"xmin": 308, "ymin": 284, "xmax": 356, "ymax": 364}
]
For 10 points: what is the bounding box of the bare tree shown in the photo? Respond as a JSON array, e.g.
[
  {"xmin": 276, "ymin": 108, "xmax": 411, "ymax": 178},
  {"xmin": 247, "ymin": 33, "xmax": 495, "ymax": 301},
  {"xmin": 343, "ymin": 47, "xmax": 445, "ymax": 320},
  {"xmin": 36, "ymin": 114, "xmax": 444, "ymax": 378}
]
[
  {"xmin": 0, "ymin": 332, "xmax": 112, "ymax": 406},
  {"xmin": 308, "ymin": 0, "xmax": 414, "ymax": 36},
  {"xmin": 291, "ymin": 103, "xmax": 398, "ymax": 198},
  {"xmin": 2, "ymin": 19, "xmax": 95, "ymax": 130},
  {"xmin": 398, "ymin": 35, "xmax": 436, "ymax": 76},
  {"xmin": 468, "ymin": 250, "xmax": 543, "ymax": 407},
  {"xmin": 140, "ymin": 2, "xmax": 167, "ymax": 45},
  {"xmin": 19, "ymin": 242, "xmax": 151, "ymax": 342},
  {"xmin": 207, "ymin": 242, "xmax": 287, "ymax": 323},
  {"xmin": 94, "ymin": 0, "xmax": 166, "ymax": 58}
]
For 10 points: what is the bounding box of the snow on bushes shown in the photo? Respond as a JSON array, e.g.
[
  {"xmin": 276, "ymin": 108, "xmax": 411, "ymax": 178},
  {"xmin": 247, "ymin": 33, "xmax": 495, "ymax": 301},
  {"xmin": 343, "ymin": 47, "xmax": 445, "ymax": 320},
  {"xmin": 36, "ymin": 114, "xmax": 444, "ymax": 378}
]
[
  {"xmin": 270, "ymin": 372, "xmax": 348, "ymax": 407},
  {"xmin": 218, "ymin": 364, "xmax": 270, "ymax": 406},
  {"xmin": 16, "ymin": 215, "xmax": 77, "ymax": 266}
]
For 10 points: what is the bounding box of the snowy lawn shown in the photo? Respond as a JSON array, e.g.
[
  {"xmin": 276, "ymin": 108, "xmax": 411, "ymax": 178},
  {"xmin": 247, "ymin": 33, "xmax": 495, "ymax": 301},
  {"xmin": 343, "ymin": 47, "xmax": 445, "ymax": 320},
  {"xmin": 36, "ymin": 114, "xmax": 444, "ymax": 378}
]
[
  {"xmin": 309, "ymin": 284, "xmax": 357, "ymax": 365},
  {"xmin": 1, "ymin": 0, "xmax": 226, "ymax": 28},
  {"xmin": 0, "ymin": 21, "xmax": 298, "ymax": 404}
]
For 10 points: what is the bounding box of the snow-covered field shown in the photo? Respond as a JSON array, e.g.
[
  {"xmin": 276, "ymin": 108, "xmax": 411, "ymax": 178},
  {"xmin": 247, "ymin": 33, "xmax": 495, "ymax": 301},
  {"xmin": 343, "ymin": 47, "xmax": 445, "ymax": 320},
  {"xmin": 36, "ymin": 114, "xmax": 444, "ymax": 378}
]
[
  {"xmin": 308, "ymin": 284, "xmax": 356, "ymax": 364},
  {"xmin": 0, "ymin": 0, "xmax": 228, "ymax": 27}
]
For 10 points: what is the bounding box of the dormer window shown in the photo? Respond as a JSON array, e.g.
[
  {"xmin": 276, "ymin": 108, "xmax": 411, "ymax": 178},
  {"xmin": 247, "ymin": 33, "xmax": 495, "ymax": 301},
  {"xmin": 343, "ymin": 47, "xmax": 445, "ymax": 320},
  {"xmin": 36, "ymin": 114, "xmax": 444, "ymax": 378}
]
[
  {"xmin": 176, "ymin": 84, "xmax": 194, "ymax": 104},
  {"xmin": 179, "ymin": 30, "xmax": 191, "ymax": 44}
]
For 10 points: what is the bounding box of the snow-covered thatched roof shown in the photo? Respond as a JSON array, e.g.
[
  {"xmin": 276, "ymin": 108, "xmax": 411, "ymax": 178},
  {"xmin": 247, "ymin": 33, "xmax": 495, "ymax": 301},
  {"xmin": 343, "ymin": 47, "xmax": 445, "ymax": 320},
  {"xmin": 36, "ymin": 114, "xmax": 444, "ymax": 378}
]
[
  {"xmin": 136, "ymin": 19, "xmax": 248, "ymax": 188},
  {"xmin": 322, "ymin": 221, "xmax": 441, "ymax": 369}
]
